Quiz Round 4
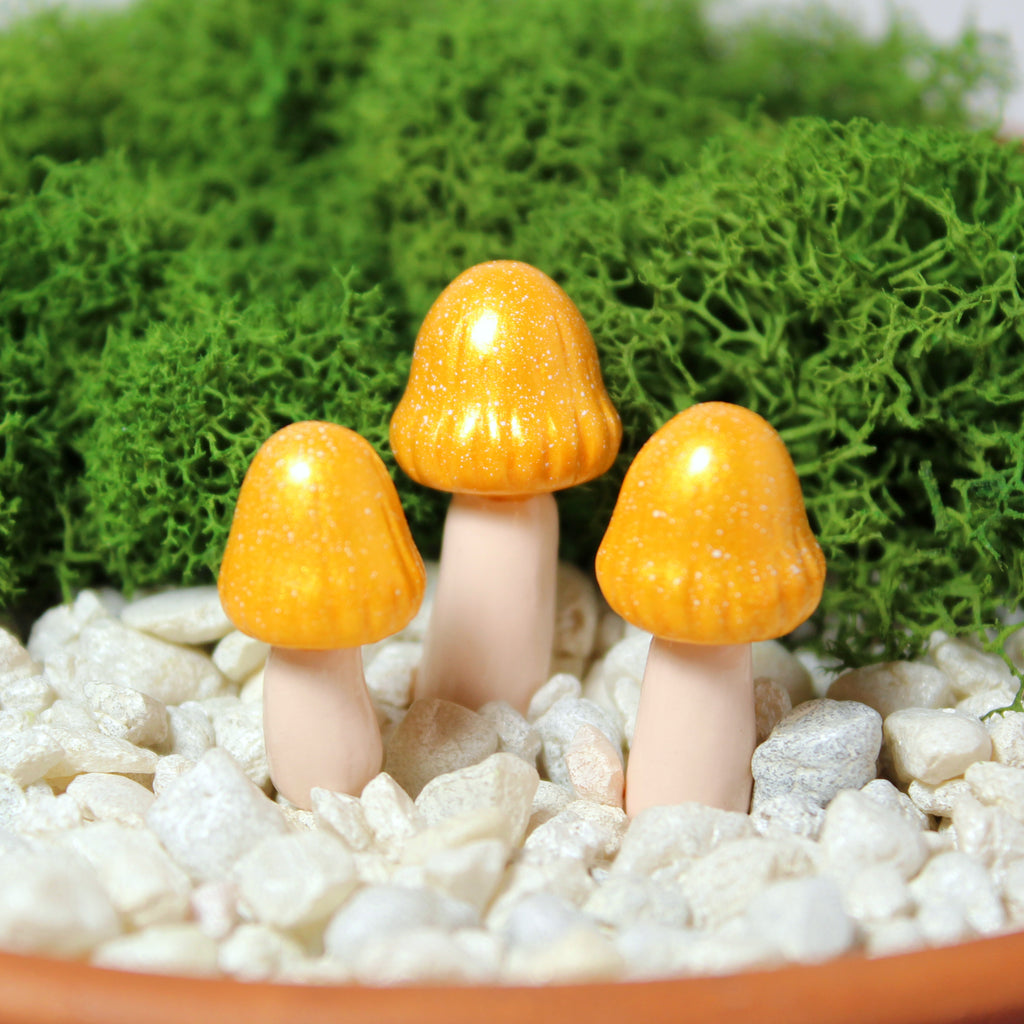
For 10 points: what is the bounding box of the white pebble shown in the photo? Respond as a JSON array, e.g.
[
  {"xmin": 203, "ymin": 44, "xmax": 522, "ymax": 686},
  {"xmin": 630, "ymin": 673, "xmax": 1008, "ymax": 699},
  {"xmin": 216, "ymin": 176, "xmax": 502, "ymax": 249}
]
[
  {"xmin": 364, "ymin": 641, "xmax": 421, "ymax": 708},
  {"xmin": 749, "ymin": 793, "xmax": 826, "ymax": 840},
  {"xmin": 751, "ymin": 640, "xmax": 815, "ymax": 706},
  {"xmin": 311, "ymin": 787, "xmax": 376, "ymax": 852},
  {"xmin": 44, "ymin": 726, "xmax": 159, "ymax": 779},
  {"xmin": 204, "ymin": 697, "xmax": 268, "ymax": 789},
  {"xmin": 907, "ymin": 777, "xmax": 972, "ymax": 818},
  {"xmin": 536, "ymin": 697, "xmax": 621, "ymax": 788},
  {"xmin": 552, "ymin": 563, "xmax": 601, "ymax": 678},
  {"xmin": 609, "ymin": 675, "xmax": 642, "ymax": 745},
  {"xmin": 504, "ymin": 924, "xmax": 623, "ymax": 984},
  {"xmin": 84, "ymin": 681, "xmax": 168, "ymax": 748},
  {"xmin": 827, "ymin": 661, "xmax": 954, "ymax": 718},
  {"xmin": 751, "ymin": 699, "xmax": 882, "ymax": 807},
  {"xmin": 754, "ymin": 676, "xmax": 792, "ymax": 744},
  {"xmin": 820, "ymin": 789, "xmax": 928, "ymax": 880},
  {"xmin": 211, "ymin": 630, "xmax": 269, "ymax": 684},
  {"xmin": 953, "ymin": 794, "xmax": 1024, "ymax": 876},
  {"xmin": 680, "ymin": 837, "xmax": 817, "ymax": 929},
  {"xmin": 146, "ymin": 748, "xmax": 288, "ymax": 882},
  {"xmin": 351, "ymin": 926, "xmax": 500, "ymax": 986},
  {"xmin": 74, "ymin": 618, "xmax": 225, "ymax": 705},
  {"xmin": 743, "ymin": 875, "xmax": 855, "ymax": 963},
  {"xmin": 0, "ymin": 727, "xmax": 64, "ymax": 786},
  {"xmin": 986, "ymin": 710, "xmax": 1024, "ymax": 767},
  {"xmin": 400, "ymin": 838, "xmax": 509, "ymax": 913},
  {"xmin": 233, "ymin": 831, "xmax": 357, "ymax": 928},
  {"xmin": 218, "ymin": 923, "xmax": 305, "ymax": 982},
  {"xmin": 385, "ymin": 699, "xmax": 498, "ymax": 798},
  {"xmin": 966, "ymin": 760, "xmax": 1024, "ymax": 823},
  {"xmin": 92, "ymin": 923, "xmax": 220, "ymax": 976},
  {"xmin": 835, "ymin": 863, "xmax": 913, "ymax": 923},
  {"xmin": 528, "ymin": 779, "xmax": 574, "ymax": 832},
  {"xmin": 613, "ymin": 803, "xmax": 754, "ymax": 877},
  {"xmin": 564, "ymin": 723, "xmax": 624, "ymax": 806},
  {"xmin": 162, "ymin": 702, "xmax": 215, "ymax": 761},
  {"xmin": 910, "ymin": 850, "xmax": 1005, "ymax": 938},
  {"xmin": 58, "ymin": 821, "xmax": 192, "ymax": 927},
  {"xmin": 884, "ymin": 707, "xmax": 992, "ymax": 785},
  {"xmin": 27, "ymin": 590, "xmax": 109, "ymax": 661},
  {"xmin": 190, "ymin": 880, "xmax": 238, "ymax": 940},
  {"xmin": 361, "ymin": 771, "xmax": 422, "ymax": 845},
  {"xmin": 930, "ymin": 638, "xmax": 1014, "ymax": 698},
  {"xmin": 958, "ymin": 685, "xmax": 1017, "ymax": 718},
  {"xmin": 152, "ymin": 754, "xmax": 195, "ymax": 795},
  {"xmin": 0, "ymin": 673, "xmax": 54, "ymax": 716},
  {"xmin": 527, "ymin": 673, "xmax": 582, "ymax": 722},
  {"xmin": 323, "ymin": 884, "xmax": 477, "ymax": 961},
  {"xmin": 0, "ymin": 628, "xmax": 39, "ymax": 684},
  {"xmin": 16, "ymin": 783, "xmax": 82, "ymax": 836},
  {"xmin": 584, "ymin": 872, "xmax": 691, "ymax": 930},
  {"xmin": 860, "ymin": 778, "xmax": 930, "ymax": 831},
  {"xmin": 65, "ymin": 773, "xmax": 155, "ymax": 825},
  {"xmin": 524, "ymin": 801, "xmax": 627, "ymax": 867},
  {"xmin": 416, "ymin": 753, "xmax": 539, "ymax": 846},
  {"xmin": 121, "ymin": 586, "xmax": 233, "ymax": 645},
  {"xmin": 487, "ymin": 856, "xmax": 595, "ymax": 932},
  {"xmin": 0, "ymin": 848, "xmax": 119, "ymax": 956},
  {"xmin": 1000, "ymin": 858, "xmax": 1024, "ymax": 921},
  {"xmin": 478, "ymin": 700, "xmax": 541, "ymax": 765}
]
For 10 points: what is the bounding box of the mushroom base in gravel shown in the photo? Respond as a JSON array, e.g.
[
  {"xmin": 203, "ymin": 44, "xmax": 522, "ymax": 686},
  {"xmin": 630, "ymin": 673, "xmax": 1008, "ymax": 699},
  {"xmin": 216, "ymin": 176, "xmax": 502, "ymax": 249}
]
[
  {"xmin": 416, "ymin": 492, "xmax": 558, "ymax": 713},
  {"xmin": 262, "ymin": 647, "xmax": 383, "ymax": 809},
  {"xmin": 1, "ymin": 571, "xmax": 1024, "ymax": 986},
  {"xmin": 626, "ymin": 639, "xmax": 755, "ymax": 817}
]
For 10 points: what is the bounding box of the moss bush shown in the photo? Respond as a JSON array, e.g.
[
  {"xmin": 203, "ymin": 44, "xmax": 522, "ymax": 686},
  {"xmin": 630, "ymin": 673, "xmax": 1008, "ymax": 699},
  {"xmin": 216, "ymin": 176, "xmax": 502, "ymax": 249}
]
[
  {"xmin": 515, "ymin": 118, "xmax": 1024, "ymax": 663},
  {"xmin": 0, "ymin": 0, "xmax": 1019, "ymax": 670}
]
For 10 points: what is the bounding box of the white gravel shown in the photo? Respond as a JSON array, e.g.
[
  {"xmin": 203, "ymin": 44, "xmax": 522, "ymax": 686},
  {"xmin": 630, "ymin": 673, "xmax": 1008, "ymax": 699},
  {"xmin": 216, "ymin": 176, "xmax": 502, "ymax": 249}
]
[{"xmin": 0, "ymin": 564, "xmax": 1022, "ymax": 985}]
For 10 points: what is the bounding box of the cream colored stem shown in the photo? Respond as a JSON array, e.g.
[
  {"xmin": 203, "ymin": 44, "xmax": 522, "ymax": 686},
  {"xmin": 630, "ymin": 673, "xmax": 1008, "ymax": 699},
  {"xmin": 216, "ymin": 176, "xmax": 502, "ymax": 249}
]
[
  {"xmin": 262, "ymin": 646, "xmax": 382, "ymax": 809},
  {"xmin": 625, "ymin": 638, "xmax": 755, "ymax": 817},
  {"xmin": 416, "ymin": 492, "xmax": 558, "ymax": 713}
]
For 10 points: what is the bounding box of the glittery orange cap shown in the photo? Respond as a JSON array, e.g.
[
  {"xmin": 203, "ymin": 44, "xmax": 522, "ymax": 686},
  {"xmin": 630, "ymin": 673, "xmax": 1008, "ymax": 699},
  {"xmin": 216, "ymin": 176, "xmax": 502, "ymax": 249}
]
[
  {"xmin": 389, "ymin": 260, "xmax": 622, "ymax": 496},
  {"xmin": 218, "ymin": 422, "xmax": 426, "ymax": 650},
  {"xmin": 595, "ymin": 403, "xmax": 825, "ymax": 645}
]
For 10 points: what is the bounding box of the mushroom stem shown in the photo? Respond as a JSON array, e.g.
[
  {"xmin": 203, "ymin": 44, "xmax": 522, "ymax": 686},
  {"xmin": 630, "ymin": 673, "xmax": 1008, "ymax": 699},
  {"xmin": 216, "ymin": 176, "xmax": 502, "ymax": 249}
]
[
  {"xmin": 625, "ymin": 638, "xmax": 755, "ymax": 817},
  {"xmin": 417, "ymin": 492, "xmax": 559, "ymax": 713},
  {"xmin": 262, "ymin": 646, "xmax": 383, "ymax": 809}
]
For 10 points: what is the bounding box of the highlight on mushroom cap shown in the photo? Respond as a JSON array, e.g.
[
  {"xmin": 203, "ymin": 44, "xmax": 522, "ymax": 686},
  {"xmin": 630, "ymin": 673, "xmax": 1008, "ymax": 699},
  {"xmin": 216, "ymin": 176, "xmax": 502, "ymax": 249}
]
[
  {"xmin": 389, "ymin": 260, "xmax": 622, "ymax": 496},
  {"xmin": 595, "ymin": 402, "xmax": 825, "ymax": 645},
  {"xmin": 218, "ymin": 421, "xmax": 426, "ymax": 650}
]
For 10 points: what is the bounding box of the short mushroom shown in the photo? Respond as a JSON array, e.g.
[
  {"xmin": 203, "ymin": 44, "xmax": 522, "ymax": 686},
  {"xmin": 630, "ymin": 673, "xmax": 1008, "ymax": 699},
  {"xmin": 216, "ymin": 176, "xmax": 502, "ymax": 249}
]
[
  {"xmin": 218, "ymin": 421, "xmax": 425, "ymax": 808},
  {"xmin": 595, "ymin": 402, "xmax": 825, "ymax": 816},
  {"xmin": 390, "ymin": 260, "xmax": 621, "ymax": 712}
]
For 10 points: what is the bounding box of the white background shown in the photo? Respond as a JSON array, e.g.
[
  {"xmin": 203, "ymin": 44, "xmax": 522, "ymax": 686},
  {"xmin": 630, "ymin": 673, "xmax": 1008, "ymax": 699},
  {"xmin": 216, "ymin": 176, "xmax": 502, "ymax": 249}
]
[{"xmin": 2, "ymin": 0, "xmax": 1023, "ymax": 132}]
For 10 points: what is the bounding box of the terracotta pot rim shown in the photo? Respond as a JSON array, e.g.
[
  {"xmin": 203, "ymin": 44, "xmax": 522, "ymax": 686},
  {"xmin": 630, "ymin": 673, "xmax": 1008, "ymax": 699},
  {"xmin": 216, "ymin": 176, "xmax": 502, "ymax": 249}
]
[{"xmin": 1, "ymin": 927, "xmax": 1023, "ymax": 1024}]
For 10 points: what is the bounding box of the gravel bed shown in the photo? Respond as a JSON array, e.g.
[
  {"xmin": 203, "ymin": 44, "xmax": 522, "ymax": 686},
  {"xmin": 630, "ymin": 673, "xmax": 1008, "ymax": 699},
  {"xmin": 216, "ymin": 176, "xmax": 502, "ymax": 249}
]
[{"xmin": 0, "ymin": 563, "xmax": 1022, "ymax": 985}]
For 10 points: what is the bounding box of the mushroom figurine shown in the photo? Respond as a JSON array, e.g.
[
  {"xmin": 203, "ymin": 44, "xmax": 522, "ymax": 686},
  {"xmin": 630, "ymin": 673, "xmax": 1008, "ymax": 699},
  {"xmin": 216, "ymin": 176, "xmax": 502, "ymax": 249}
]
[
  {"xmin": 390, "ymin": 260, "xmax": 621, "ymax": 712},
  {"xmin": 218, "ymin": 421, "xmax": 425, "ymax": 809},
  {"xmin": 595, "ymin": 402, "xmax": 825, "ymax": 816}
]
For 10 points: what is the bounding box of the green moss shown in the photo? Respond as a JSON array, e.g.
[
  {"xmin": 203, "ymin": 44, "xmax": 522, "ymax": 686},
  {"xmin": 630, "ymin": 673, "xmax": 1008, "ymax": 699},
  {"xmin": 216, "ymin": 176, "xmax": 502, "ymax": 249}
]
[
  {"xmin": 75, "ymin": 274, "xmax": 411, "ymax": 593},
  {"xmin": 0, "ymin": 0, "xmax": 1019, "ymax": 667},
  {"xmin": 516, "ymin": 118, "xmax": 1024, "ymax": 663}
]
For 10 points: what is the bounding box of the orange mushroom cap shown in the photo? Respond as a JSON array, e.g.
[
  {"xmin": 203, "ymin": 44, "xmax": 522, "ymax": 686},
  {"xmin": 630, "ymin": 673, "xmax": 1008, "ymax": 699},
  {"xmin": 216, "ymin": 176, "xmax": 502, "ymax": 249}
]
[
  {"xmin": 595, "ymin": 402, "xmax": 825, "ymax": 645},
  {"xmin": 218, "ymin": 422, "xmax": 426, "ymax": 650},
  {"xmin": 389, "ymin": 260, "xmax": 622, "ymax": 496}
]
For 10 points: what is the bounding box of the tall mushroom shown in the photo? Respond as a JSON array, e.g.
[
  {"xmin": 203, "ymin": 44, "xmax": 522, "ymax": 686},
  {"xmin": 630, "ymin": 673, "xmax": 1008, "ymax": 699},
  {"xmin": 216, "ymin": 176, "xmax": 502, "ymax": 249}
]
[
  {"xmin": 218, "ymin": 421, "xmax": 425, "ymax": 809},
  {"xmin": 390, "ymin": 260, "xmax": 621, "ymax": 712},
  {"xmin": 595, "ymin": 402, "xmax": 825, "ymax": 816}
]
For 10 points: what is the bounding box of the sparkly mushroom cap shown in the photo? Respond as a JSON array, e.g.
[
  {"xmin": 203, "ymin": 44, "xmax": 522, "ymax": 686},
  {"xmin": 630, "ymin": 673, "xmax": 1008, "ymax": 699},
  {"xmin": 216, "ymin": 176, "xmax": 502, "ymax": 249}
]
[
  {"xmin": 218, "ymin": 422, "xmax": 426, "ymax": 650},
  {"xmin": 595, "ymin": 403, "xmax": 825, "ymax": 645},
  {"xmin": 389, "ymin": 260, "xmax": 622, "ymax": 496}
]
